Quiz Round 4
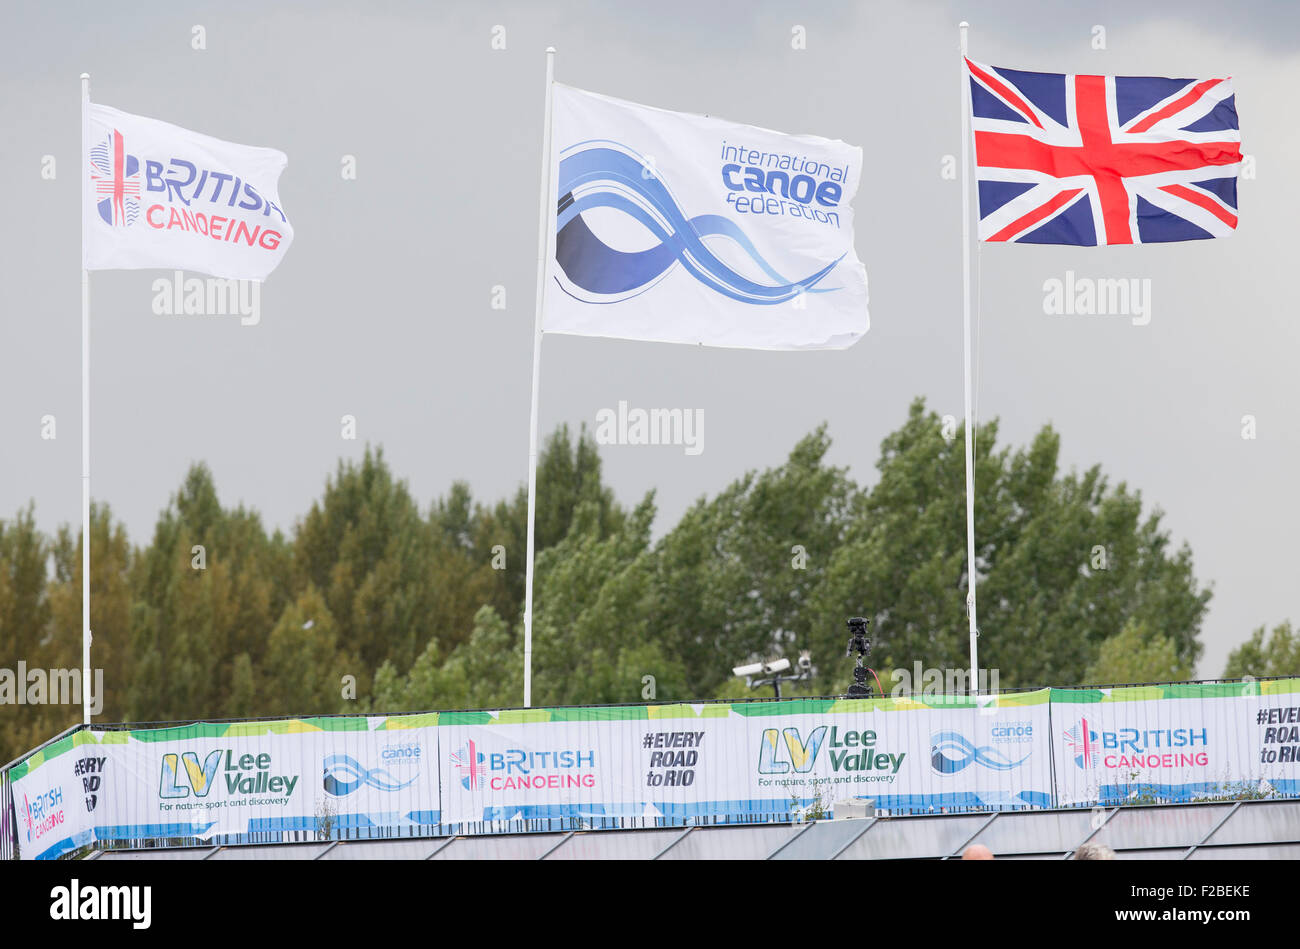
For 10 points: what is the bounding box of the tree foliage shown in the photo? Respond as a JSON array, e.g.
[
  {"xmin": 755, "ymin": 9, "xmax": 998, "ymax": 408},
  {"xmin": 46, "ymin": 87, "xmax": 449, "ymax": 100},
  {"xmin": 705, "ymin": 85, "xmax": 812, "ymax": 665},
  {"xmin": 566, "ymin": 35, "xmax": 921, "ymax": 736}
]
[
  {"xmin": 0, "ymin": 400, "xmax": 1255, "ymax": 765},
  {"xmin": 1224, "ymin": 622, "xmax": 1299, "ymax": 678},
  {"xmin": 1084, "ymin": 619, "xmax": 1194, "ymax": 685}
]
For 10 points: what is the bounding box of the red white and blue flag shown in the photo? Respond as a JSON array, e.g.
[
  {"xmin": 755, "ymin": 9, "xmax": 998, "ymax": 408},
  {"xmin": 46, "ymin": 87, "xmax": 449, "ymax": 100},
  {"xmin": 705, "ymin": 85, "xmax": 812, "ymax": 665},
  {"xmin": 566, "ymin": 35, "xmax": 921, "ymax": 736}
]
[{"xmin": 966, "ymin": 59, "xmax": 1241, "ymax": 245}]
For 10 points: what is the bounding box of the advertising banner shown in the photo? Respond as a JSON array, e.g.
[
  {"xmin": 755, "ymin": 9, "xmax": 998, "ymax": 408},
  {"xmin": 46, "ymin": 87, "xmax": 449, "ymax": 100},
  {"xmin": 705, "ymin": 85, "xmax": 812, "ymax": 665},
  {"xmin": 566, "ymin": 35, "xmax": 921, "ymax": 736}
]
[
  {"xmin": 439, "ymin": 710, "xmax": 645, "ymax": 826},
  {"xmin": 91, "ymin": 714, "xmax": 442, "ymax": 848},
  {"xmin": 437, "ymin": 692, "xmax": 1055, "ymax": 826},
  {"xmin": 732, "ymin": 691, "xmax": 1053, "ymax": 814},
  {"xmin": 1050, "ymin": 680, "xmax": 1300, "ymax": 806},
  {"xmin": 8, "ymin": 730, "xmax": 103, "ymax": 859},
  {"xmin": 9, "ymin": 679, "xmax": 1299, "ymax": 855}
]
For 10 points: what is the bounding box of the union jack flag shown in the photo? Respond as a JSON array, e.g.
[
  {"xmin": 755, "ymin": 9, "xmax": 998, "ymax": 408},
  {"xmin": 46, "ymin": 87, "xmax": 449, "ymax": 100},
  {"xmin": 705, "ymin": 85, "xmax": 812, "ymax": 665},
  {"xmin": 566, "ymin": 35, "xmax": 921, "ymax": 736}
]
[{"xmin": 967, "ymin": 59, "xmax": 1241, "ymax": 245}]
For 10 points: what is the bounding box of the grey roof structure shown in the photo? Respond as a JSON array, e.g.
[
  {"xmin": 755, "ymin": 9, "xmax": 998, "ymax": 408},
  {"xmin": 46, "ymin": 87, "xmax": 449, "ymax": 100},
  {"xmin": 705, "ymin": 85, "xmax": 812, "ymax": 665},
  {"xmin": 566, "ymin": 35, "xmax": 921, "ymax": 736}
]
[{"xmin": 87, "ymin": 798, "xmax": 1300, "ymax": 861}]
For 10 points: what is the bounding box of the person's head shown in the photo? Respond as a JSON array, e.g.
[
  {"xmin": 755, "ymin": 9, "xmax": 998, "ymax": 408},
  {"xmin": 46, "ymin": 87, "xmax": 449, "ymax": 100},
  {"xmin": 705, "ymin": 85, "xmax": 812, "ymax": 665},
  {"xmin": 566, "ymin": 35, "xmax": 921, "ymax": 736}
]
[
  {"xmin": 961, "ymin": 844, "xmax": 994, "ymax": 860},
  {"xmin": 1073, "ymin": 842, "xmax": 1116, "ymax": 860}
]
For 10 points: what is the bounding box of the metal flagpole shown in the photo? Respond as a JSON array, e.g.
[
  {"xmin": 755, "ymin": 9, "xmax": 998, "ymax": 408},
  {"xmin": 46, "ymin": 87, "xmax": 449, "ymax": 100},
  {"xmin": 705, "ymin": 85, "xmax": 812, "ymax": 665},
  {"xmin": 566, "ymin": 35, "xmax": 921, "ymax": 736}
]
[
  {"xmin": 523, "ymin": 47, "xmax": 557, "ymax": 708},
  {"xmin": 958, "ymin": 24, "xmax": 980, "ymax": 696},
  {"xmin": 80, "ymin": 72, "xmax": 92, "ymax": 725}
]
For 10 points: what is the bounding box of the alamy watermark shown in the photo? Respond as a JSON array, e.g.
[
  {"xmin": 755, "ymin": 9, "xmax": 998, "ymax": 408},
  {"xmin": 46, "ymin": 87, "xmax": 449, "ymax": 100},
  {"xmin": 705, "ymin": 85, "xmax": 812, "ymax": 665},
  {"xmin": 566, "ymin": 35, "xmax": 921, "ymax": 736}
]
[
  {"xmin": 1043, "ymin": 270, "xmax": 1151, "ymax": 326},
  {"xmin": 889, "ymin": 662, "xmax": 1000, "ymax": 698},
  {"xmin": 152, "ymin": 270, "xmax": 260, "ymax": 325},
  {"xmin": 595, "ymin": 401, "xmax": 704, "ymax": 456},
  {"xmin": 0, "ymin": 663, "xmax": 103, "ymax": 714}
]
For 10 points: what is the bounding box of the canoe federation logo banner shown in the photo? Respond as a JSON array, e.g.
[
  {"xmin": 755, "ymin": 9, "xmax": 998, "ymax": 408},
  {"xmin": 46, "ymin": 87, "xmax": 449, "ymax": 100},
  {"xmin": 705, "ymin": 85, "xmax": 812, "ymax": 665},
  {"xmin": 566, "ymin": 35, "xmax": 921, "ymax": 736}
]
[
  {"xmin": 555, "ymin": 141, "xmax": 845, "ymax": 307},
  {"xmin": 322, "ymin": 753, "xmax": 420, "ymax": 797},
  {"xmin": 544, "ymin": 84, "xmax": 869, "ymax": 351},
  {"xmin": 930, "ymin": 731, "xmax": 1031, "ymax": 774}
]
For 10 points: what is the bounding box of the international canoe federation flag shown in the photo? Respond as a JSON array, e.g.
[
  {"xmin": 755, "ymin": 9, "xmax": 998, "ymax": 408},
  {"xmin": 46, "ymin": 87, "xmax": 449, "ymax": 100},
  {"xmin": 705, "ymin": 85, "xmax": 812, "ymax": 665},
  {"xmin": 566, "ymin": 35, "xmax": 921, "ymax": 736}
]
[
  {"xmin": 83, "ymin": 102, "xmax": 293, "ymax": 280},
  {"xmin": 966, "ymin": 60, "xmax": 1241, "ymax": 245},
  {"xmin": 543, "ymin": 85, "xmax": 869, "ymax": 350}
]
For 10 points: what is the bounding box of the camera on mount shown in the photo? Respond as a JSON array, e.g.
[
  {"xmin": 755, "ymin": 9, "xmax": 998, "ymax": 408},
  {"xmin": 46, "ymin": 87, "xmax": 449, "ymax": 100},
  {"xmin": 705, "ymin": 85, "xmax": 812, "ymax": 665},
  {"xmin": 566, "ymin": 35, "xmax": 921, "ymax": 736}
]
[{"xmin": 845, "ymin": 616, "xmax": 874, "ymax": 699}]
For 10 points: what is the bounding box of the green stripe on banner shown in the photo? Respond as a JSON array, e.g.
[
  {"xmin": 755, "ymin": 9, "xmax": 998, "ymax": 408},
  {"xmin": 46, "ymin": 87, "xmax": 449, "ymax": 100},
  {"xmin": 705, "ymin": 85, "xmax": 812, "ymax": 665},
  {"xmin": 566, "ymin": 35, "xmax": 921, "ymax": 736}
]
[
  {"xmin": 293, "ymin": 716, "xmax": 373, "ymax": 732},
  {"xmin": 223, "ymin": 720, "xmax": 309, "ymax": 736},
  {"xmin": 647, "ymin": 704, "xmax": 733, "ymax": 720},
  {"xmin": 1050, "ymin": 680, "xmax": 1300, "ymax": 704},
  {"xmin": 1050, "ymin": 688, "xmax": 1103, "ymax": 704},
  {"xmin": 9, "ymin": 729, "xmax": 102, "ymax": 778},
  {"xmin": 437, "ymin": 711, "xmax": 498, "ymax": 726},
  {"xmin": 1157, "ymin": 683, "xmax": 1257, "ymax": 701},
  {"xmin": 548, "ymin": 706, "xmax": 649, "ymax": 722},
  {"xmin": 1102, "ymin": 686, "xmax": 1167, "ymax": 703},
  {"xmin": 826, "ymin": 697, "xmax": 896, "ymax": 713},
  {"xmin": 127, "ymin": 723, "xmax": 239, "ymax": 742},
  {"xmin": 437, "ymin": 709, "xmax": 562, "ymax": 725},
  {"xmin": 730, "ymin": 699, "xmax": 838, "ymax": 717},
  {"xmin": 988, "ymin": 688, "xmax": 1051, "ymax": 707},
  {"xmin": 379, "ymin": 713, "xmax": 439, "ymax": 729},
  {"xmin": 491, "ymin": 709, "xmax": 558, "ymax": 725}
]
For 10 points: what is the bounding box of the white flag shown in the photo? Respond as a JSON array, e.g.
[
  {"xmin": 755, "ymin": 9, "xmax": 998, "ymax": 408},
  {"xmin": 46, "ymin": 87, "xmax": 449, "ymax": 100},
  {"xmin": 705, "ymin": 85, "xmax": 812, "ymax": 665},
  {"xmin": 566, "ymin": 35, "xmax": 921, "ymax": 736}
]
[
  {"xmin": 544, "ymin": 85, "xmax": 868, "ymax": 350},
  {"xmin": 83, "ymin": 103, "xmax": 293, "ymax": 281}
]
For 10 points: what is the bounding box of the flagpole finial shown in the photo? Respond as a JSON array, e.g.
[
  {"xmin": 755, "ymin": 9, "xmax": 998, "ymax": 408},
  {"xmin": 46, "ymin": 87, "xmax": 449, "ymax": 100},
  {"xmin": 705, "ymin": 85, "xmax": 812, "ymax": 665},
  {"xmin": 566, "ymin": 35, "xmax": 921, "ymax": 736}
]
[
  {"xmin": 80, "ymin": 72, "xmax": 89, "ymax": 79},
  {"xmin": 546, "ymin": 46, "xmax": 556, "ymax": 53}
]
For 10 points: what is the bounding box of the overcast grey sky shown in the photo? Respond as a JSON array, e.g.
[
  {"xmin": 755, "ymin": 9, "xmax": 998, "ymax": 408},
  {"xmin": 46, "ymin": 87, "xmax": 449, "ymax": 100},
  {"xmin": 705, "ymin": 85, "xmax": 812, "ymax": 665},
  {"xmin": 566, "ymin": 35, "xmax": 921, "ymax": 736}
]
[{"xmin": 1, "ymin": 0, "xmax": 1296, "ymax": 677}]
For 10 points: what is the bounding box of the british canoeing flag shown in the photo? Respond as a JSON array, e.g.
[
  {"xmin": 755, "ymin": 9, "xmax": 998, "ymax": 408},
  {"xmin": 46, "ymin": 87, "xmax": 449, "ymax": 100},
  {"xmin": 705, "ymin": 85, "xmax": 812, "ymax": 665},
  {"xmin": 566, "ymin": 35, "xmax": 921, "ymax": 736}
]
[{"xmin": 966, "ymin": 59, "xmax": 1241, "ymax": 245}]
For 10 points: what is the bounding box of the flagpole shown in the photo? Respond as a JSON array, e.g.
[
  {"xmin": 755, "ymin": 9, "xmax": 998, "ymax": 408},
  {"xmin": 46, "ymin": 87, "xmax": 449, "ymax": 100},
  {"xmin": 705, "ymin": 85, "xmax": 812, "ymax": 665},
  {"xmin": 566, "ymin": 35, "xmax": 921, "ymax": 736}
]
[
  {"xmin": 80, "ymin": 72, "xmax": 92, "ymax": 725},
  {"xmin": 958, "ymin": 24, "xmax": 980, "ymax": 696},
  {"xmin": 523, "ymin": 47, "xmax": 556, "ymax": 708}
]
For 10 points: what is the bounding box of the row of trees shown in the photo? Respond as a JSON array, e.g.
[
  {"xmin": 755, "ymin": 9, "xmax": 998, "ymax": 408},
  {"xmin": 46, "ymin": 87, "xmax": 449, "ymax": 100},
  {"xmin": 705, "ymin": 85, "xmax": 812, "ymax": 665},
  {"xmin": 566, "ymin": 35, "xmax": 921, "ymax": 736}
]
[{"xmin": 2, "ymin": 399, "xmax": 1294, "ymax": 764}]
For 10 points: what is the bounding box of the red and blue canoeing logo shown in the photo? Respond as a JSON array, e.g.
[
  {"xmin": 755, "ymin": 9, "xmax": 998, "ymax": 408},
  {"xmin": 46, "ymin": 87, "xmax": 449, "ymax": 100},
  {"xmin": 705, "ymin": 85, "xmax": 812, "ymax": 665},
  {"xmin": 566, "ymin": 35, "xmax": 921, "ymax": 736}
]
[
  {"xmin": 1064, "ymin": 717, "xmax": 1102, "ymax": 769},
  {"xmin": 89, "ymin": 129, "xmax": 141, "ymax": 227},
  {"xmin": 451, "ymin": 740, "xmax": 487, "ymax": 790}
]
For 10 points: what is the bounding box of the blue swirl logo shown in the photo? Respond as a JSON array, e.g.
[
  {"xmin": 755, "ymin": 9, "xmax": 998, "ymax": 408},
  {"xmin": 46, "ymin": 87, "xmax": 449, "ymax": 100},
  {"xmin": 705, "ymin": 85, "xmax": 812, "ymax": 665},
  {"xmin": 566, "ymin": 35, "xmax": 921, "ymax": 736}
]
[
  {"xmin": 555, "ymin": 143, "xmax": 843, "ymax": 306},
  {"xmin": 322, "ymin": 753, "xmax": 418, "ymax": 797},
  {"xmin": 930, "ymin": 732, "xmax": 1029, "ymax": 774}
]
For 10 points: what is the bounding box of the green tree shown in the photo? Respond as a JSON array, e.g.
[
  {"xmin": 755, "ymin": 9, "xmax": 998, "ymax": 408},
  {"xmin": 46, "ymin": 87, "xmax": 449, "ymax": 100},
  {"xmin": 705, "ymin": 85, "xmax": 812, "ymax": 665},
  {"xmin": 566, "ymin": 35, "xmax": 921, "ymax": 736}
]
[
  {"xmin": 1084, "ymin": 619, "xmax": 1194, "ymax": 685},
  {"xmin": 3, "ymin": 401, "xmax": 1222, "ymax": 756},
  {"xmin": 293, "ymin": 447, "xmax": 440, "ymax": 682},
  {"xmin": 1, "ymin": 503, "xmax": 135, "ymax": 763},
  {"xmin": 261, "ymin": 586, "xmax": 354, "ymax": 716},
  {"xmin": 530, "ymin": 494, "xmax": 688, "ymax": 706},
  {"xmin": 126, "ymin": 464, "xmax": 288, "ymax": 721},
  {"xmin": 373, "ymin": 605, "xmax": 522, "ymax": 712},
  {"xmin": 0, "ymin": 506, "xmax": 50, "ymax": 668},
  {"xmin": 810, "ymin": 400, "xmax": 1210, "ymax": 692},
  {"xmin": 645, "ymin": 426, "xmax": 855, "ymax": 698},
  {"xmin": 370, "ymin": 425, "xmax": 630, "ymax": 710},
  {"xmin": 0, "ymin": 506, "xmax": 58, "ymax": 763},
  {"xmin": 1224, "ymin": 621, "xmax": 1299, "ymax": 678},
  {"xmin": 48, "ymin": 504, "xmax": 134, "ymax": 721},
  {"xmin": 432, "ymin": 424, "xmax": 628, "ymax": 627}
]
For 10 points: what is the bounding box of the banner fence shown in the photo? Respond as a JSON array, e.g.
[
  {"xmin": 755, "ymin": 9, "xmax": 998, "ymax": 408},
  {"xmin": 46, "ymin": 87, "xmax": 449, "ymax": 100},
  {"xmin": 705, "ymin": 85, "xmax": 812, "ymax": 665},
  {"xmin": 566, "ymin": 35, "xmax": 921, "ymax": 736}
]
[{"xmin": 4, "ymin": 678, "xmax": 1298, "ymax": 858}]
